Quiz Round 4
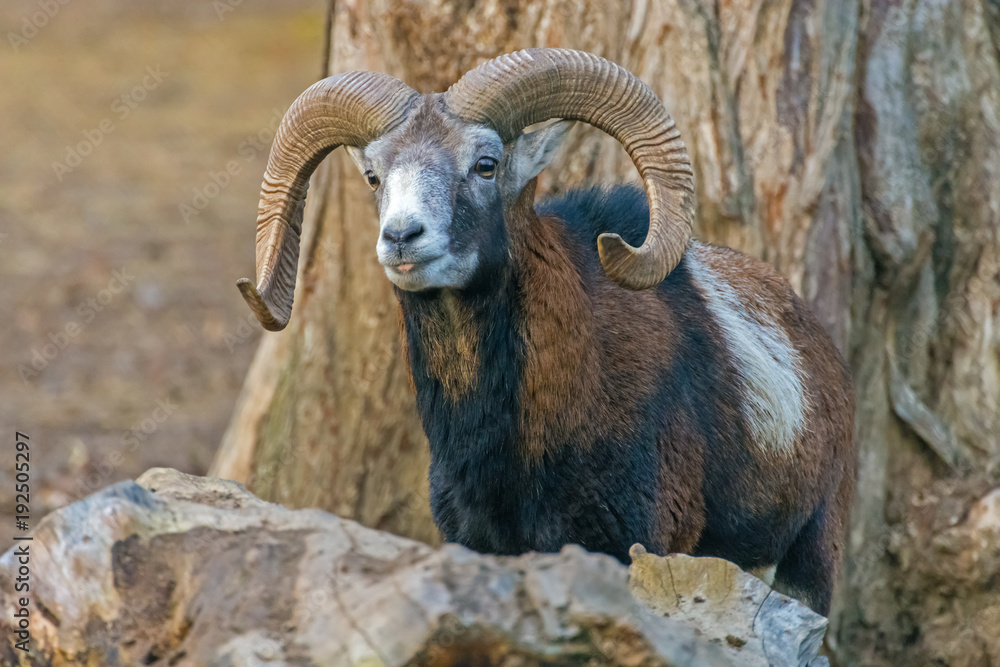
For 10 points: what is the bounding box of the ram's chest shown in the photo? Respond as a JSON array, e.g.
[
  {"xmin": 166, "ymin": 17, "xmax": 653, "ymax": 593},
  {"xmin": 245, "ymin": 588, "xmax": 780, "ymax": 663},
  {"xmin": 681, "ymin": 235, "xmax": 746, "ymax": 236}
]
[
  {"xmin": 426, "ymin": 428, "xmax": 661, "ymax": 561},
  {"xmin": 427, "ymin": 447, "xmax": 546, "ymax": 555}
]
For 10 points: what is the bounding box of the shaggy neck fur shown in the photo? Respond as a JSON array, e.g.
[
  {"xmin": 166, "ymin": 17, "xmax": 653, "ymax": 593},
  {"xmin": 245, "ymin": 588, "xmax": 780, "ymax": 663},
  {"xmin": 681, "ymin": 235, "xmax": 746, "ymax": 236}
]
[
  {"xmin": 395, "ymin": 180, "xmax": 658, "ymax": 556},
  {"xmin": 397, "ymin": 246, "xmax": 527, "ymax": 552},
  {"xmin": 398, "ymin": 180, "xmax": 603, "ymax": 462}
]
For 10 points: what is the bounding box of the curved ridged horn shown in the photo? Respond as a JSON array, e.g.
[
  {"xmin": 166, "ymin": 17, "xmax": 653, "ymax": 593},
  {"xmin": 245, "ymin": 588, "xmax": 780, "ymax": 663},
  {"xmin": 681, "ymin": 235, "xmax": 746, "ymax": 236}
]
[
  {"xmin": 445, "ymin": 49, "xmax": 695, "ymax": 289},
  {"xmin": 238, "ymin": 72, "xmax": 419, "ymax": 330}
]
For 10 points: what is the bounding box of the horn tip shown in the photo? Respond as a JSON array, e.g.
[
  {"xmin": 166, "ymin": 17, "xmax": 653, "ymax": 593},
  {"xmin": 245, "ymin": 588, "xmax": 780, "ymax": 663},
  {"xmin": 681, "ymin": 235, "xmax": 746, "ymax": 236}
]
[
  {"xmin": 237, "ymin": 278, "xmax": 288, "ymax": 332},
  {"xmin": 597, "ymin": 233, "xmax": 668, "ymax": 291}
]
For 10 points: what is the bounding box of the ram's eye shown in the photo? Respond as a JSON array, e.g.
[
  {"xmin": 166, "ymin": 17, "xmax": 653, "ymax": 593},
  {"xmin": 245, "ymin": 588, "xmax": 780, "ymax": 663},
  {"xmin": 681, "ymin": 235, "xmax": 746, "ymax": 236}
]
[
  {"xmin": 473, "ymin": 157, "xmax": 497, "ymax": 179},
  {"xmin": 364, "ymin": 170, "xmax": 380, "ymax": 190}
]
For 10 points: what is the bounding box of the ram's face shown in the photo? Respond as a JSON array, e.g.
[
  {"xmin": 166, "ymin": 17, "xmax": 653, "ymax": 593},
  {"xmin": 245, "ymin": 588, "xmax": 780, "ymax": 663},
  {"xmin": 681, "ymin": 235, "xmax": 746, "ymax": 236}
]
[
  {"xmin": 347, "ymin": 96, "xmax": 573, "ymax": 293},
  {"xmin": 346, "ymin": 98, "xmax": 508, "ymax": 293}
]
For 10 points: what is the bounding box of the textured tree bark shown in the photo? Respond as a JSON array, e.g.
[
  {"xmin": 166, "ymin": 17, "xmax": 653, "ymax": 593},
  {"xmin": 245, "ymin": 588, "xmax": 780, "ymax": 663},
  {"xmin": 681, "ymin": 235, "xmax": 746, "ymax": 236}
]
[{"xmin": 214, "ymin": 0, "xmax": 1000, "ymax": 663}]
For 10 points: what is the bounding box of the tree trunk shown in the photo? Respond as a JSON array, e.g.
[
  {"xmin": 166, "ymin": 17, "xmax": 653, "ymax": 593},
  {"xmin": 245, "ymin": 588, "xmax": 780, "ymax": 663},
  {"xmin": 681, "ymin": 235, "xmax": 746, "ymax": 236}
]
[{"xmin": 213, "ymin": 0, "xmax": 1000, "ymax": 663}]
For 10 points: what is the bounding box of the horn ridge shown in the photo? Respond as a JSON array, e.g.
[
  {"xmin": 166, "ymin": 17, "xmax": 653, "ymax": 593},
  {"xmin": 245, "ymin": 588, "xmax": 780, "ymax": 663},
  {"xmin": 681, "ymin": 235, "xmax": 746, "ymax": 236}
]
[{"xmin": 445, "ymin": 48, "xmax": 695, "ymax": 289}]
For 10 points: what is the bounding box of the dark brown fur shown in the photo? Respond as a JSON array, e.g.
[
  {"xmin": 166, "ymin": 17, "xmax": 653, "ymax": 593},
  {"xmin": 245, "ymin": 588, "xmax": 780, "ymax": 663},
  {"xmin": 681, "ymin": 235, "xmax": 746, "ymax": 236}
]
[{"xmin": 509, "ymin": 182, "xmax": 680, "ymax": 463}]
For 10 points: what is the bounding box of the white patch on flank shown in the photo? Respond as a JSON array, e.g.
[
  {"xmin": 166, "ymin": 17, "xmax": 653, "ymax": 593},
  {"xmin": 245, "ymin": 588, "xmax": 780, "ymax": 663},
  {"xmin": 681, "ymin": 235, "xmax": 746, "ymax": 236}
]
[{"xmin": 686, "ymin": 245, "xmax": 806, "ymax": 456}]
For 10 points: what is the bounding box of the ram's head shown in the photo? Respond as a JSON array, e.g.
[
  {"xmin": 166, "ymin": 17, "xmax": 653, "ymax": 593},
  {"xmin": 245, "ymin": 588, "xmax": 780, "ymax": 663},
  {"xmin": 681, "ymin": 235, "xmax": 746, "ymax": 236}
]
[{"xmin": 238, "ymin": 49, "xmax": 695, "ymax": 331}]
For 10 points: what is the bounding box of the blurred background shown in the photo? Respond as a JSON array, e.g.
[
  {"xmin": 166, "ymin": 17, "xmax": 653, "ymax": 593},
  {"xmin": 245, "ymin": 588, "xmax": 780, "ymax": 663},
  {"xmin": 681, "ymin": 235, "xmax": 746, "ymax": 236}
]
[
  {"xmin": 0, "ymin": 0, "xmax": 326, "ymax": 549},
  {"xmin": 2, "ymin": 1, "xmax": 999, "ymax": 665}
]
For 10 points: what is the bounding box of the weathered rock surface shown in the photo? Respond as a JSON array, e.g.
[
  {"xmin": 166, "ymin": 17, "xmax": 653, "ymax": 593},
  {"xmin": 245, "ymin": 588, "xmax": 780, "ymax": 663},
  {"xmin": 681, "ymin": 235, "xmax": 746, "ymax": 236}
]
[
  {"xmin": 0, "ymin": 469, "xmax": 827, "ymax": 666},
  {"xmin": 629, "ymin": 546, "xmax": 828, "ymax": 667}
]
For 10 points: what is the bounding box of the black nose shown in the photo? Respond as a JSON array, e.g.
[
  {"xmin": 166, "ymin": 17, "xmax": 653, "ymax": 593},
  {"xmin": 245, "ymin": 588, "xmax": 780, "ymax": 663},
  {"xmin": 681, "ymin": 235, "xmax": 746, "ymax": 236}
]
[{"xmin": 382, "ymin": 223, "xmax": 424, "ymax": 245}]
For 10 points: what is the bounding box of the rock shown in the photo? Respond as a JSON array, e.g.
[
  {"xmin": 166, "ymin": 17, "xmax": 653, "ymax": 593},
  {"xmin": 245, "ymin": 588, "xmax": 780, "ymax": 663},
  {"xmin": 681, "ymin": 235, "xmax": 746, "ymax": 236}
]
[
  {"xmin": 628, "ymin": 545, "xmax": 829, "ymax": 667},
  {"xmin": 0, "ymin": 469, "xmax": 827, "ymax": 666}
]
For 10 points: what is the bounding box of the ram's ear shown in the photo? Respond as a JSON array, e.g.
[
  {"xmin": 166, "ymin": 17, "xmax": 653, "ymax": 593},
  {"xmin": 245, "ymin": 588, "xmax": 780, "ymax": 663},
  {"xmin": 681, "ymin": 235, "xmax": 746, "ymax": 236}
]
[
  {"xmin": 505, "ymin": 120, "xmax": 574, "ymax": 194},
  {"xmin": 344, "ymin": 145, "xmax": 367, "ymax": 174}
]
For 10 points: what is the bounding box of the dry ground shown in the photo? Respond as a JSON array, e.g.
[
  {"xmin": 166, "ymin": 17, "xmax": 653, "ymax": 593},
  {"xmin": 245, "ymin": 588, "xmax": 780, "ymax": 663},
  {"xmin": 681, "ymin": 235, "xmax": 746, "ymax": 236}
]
[{"xmin": 0, "ymin": 0, "xmax": 326, "ymax": 551}]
